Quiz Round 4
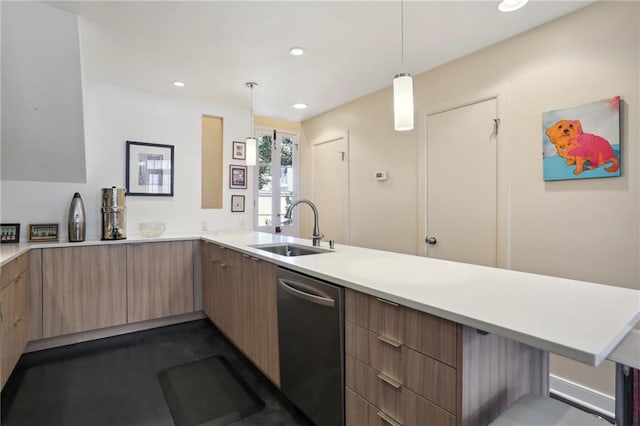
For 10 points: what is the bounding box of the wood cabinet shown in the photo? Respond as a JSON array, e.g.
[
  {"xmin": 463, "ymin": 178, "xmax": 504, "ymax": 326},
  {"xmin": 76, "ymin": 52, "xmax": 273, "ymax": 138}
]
[
  {"xmin": 201, "ymin": 243, "xmax": 280, "ymax": 386},
  {"xmin": 42, "ymin": 246, "xmax": 126, "ymax": 338},
  {"xmin": 1, "ymin": 253, "xmax": 30, "ymax": 389},
  {"xmin": 127, "ymin": 241, "xmax": 195, "ymax": 323},
  {"xmin": 201, "ymin": 242, "xmax": 234, "ymax": 334},
  {"xmin": 345, "ymin": 289, "xmax": 548, "ymax": 426}
]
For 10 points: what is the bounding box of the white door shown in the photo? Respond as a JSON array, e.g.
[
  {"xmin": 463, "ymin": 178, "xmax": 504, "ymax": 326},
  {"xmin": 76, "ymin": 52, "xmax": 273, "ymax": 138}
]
[
  {"xmin": 425, "ymin": 98, "xmax": 497, "ymax": 267},
  {"xmin": 310, "ymin": 134, "xmax": 349, "ymax": 244}
]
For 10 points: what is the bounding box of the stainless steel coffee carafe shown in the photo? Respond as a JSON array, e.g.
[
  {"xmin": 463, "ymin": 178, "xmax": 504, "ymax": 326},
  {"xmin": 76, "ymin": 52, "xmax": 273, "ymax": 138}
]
[
  {"xmin": 68, "ymin": 192, "xmax": 86, "ymax": 242},
  {"xmin": 101, "ymin": 187, "xmax": 126, "ymax": 240}
]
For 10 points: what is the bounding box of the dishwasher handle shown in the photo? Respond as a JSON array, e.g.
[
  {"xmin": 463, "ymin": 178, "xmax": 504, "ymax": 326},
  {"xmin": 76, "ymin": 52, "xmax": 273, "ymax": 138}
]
[{"xmin": 278, "ymin": 278, "xmax": 336, "ymax": 307}]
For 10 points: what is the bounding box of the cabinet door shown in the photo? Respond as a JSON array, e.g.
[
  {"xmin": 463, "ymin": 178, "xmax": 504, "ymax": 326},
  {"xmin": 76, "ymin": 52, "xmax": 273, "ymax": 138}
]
[
  {"xmin": 247, "ymin": 257, "xmax": 279, "ymax": 385},
  {"xmin": 233, "ymin": 254, "xmax": 279, "ymax": 386},
  {"xmin": 1, "ymin": 255, "xmax": 30, "ymax": 389},
  {"xmin": 210, "ymin": 250, "xmax": 234, "ymax": 339},
  {"xmin": 127, "ymin": 241, "xmax": 195, "ymax": 323},
  {"xmin": 201, "ymin": 253, "xmax": 214, "ymax": 319},
  {"xmin": 43, "ymin": 246, "xmax": 126, "ymax": 338}
]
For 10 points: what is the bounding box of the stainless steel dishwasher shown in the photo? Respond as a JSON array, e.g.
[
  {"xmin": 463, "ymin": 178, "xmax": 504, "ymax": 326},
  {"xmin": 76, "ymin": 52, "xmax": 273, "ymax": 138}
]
[{"xmin": 276, "ymin": 267, "xmax": 345, "ymax": 426}]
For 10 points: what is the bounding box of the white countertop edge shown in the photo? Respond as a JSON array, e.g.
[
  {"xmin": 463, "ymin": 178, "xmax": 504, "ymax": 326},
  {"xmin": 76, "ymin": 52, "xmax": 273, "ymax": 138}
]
[
  {"xmin": 0, "ymin": 233, "xmax": 199, "ymax": 266},
  {"xmin": 3, "ymin": 231, "xmax": 639, "ymax": 367},
  {"xmin": 607, "ymin": 329, "xmax": 640, "ymax": 369}
]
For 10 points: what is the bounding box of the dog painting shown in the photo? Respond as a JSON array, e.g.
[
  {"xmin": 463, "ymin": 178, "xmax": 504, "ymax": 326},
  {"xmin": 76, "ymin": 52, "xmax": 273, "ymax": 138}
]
[{"xmin": 542, "ymin": 96, "xmax": 620, "ymax": 181}]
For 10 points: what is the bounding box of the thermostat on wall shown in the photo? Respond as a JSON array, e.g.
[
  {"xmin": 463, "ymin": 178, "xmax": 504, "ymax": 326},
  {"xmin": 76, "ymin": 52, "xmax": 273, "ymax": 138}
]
[{"xmin": 375, "ymin": 171, "xmax": 388, "ymax": 181}]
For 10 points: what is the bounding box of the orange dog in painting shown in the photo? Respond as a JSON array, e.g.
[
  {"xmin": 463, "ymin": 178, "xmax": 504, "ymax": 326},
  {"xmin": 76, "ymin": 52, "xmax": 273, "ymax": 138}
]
[{"xmin": 545, "ymin": 119, "xmax": 619, "ymax": 175}]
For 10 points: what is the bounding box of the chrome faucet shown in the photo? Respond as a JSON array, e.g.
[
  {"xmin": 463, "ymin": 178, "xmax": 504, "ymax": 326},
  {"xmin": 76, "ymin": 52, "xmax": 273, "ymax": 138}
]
[{"xmin": 284, "ymin": 199, "xmax": 324, "ymax": 246}]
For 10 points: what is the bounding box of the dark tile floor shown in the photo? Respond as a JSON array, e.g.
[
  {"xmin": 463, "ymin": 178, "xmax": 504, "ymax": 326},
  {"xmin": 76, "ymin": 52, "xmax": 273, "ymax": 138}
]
[{"xmin": 1, "ymin": 319, "xmax": 313, "ymax": 426}]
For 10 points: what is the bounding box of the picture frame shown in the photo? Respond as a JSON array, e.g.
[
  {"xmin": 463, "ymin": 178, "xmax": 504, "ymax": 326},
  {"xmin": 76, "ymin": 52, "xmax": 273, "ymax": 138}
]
[
  {"xmin": 231, "ymin": 195, "xmax": 245, "ymax": 212},
  {"xmin": 229, "ymin": 165, "xmax": 247, "ymax": 189},
  {"xmin": 126, "ymin": 141, "xmax": 175, "ymax": 196},
  {"xmin": 28, "ymin": 223, "xmax": 59, "ymax": 242},
  {"xmin": 232, "ymin": 141, "xmax": 246, "ymax": 160},
  {"xmin": 0, "ymin": 223, "xmax": 20, "ymax": 244}
]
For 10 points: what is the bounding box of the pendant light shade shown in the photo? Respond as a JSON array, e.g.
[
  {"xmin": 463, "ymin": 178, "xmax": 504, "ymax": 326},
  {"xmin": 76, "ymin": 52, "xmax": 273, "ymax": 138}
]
[
  {"xmin": 245, "ymin": 82, "xmax": 258, "ymax": 166},
  {"xmin": 245, "ymin": 137, "xmax": 257, "ymax": 166},
  {"xmin": 393, "ymin": 0, "xmax": 414, "ymax": 131},
  {"xmin": 394, "ymin": 73, "xmax": 414, "ymax": 131}
]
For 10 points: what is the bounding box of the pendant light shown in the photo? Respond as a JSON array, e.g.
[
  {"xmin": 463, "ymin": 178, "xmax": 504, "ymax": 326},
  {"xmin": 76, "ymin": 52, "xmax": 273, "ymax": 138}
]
[
  {"xmin": 245, "ymin": 82, "xmax": 258, "ymax": 166},
  {"xmin": 393, "ymin": 0, "xmax": 414, "ymax": 131}
]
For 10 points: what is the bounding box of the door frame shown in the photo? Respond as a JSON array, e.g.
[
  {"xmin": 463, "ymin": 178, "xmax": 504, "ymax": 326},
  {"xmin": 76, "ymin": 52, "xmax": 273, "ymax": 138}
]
[
  {"xmin": 310, "ymin": 131, "xmax": 351, "ymax": 244},
  {"xmin": 416, "ymin": 85, "xmax": 511, "ymax": 268}
]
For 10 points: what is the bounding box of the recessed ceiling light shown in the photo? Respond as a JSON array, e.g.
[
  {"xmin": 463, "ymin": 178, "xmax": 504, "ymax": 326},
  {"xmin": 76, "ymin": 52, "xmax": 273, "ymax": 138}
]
[
  {"xmin": 293, "ymin": 103, "xmax": 308, "ymax": 110},
  {"xmin": 289, "ymin": 47, "xmax": 305, "ymax": 56},
  {"xmin": 498, "ymin": 0, "xmax": 528, "ymax": 12},
  {"xmin": 173, "ymin": 81, "xmax": 185, "ymax": 87}
]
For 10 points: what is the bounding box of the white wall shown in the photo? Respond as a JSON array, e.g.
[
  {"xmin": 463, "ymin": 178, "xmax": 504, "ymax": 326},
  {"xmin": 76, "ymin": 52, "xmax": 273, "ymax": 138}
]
[
  {"xmin": 1, "ymin": 5, "xmax": 253, "ymax": 240},
  {"xmin": 1, "ymin": 2, "xmax": 86, "ymax": 183},
  {"xmin": 301, "ymin": 1, "xmax": 639, "ymax": 401}
]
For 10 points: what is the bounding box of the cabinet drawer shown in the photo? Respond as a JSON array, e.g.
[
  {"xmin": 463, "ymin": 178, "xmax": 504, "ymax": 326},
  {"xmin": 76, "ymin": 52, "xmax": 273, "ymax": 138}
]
[
  {"xmin": 346, "ymin": 290, "xmax": 404, "ymax": 343},
  {"xmin": 347, "ymin": 386, "xmax": 401, "ymax": 426},
  {"xmin": 402, "ymin": 346, "xmax": 457, "ymax": 414},
  {"xmin": 202, "ymin": 242, "xmax": 229, "ymax": 264},
  {"xmin": 346, "ymin": 321, "xmax": 402, "ymax": 384},
  {"xmin": 0, "ymin": 271, "xmax": 29, "ymax": 339},
  {"xmin": 1, "ymin": 254, "xmax": 28, "ymax": 290},
  {"xmin": 403, "ymin": 307, "xmax": 458, "ymax": 367},
  {"xmin": 346, "ymin": 355, "xmax": 403, "ymax": 424},
  {"xmin": 402, "ymin": 388, "xmax": 456, "ymax": 426}
]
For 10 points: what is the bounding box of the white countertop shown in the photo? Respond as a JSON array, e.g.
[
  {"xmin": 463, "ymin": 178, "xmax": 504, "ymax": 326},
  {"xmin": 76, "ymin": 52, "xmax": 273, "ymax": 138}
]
[{"xmin": 3, "ymin": 231, "xmax": 639, "ymax": 367}]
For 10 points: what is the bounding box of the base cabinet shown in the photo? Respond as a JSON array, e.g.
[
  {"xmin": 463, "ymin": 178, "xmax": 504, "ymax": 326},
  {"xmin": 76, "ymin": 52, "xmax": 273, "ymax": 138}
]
[
  {"xmin": 201, "ymin": 242, "xmax": 279, "ymax": 386},
  {"xmin": 42, "ymin": 246, "xmax": 127, "ymax": 338},
  {"xmin": 127, "ymin": 241, "xmax": 195, "ymax": 323},
  {"xmin": 345, "ymin": 289, "xmax": 548, "ymax": 426},
  {"xmin": 0, "ymin": 253, "xmax": 30, "ymax": 389}
]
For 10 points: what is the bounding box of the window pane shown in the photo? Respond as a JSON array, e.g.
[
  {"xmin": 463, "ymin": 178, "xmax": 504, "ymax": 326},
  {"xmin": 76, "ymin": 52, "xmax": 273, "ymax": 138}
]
[
  {"xmin": 258, "ymin": 134, "xmax": 273, "ymax": 226},
  {"xmin": 280, "ymin": 137, "xmax": 294, "ymax": 225}
]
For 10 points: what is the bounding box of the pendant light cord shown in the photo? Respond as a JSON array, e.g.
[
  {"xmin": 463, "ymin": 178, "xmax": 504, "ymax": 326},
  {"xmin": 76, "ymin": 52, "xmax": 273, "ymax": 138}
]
[{"xmin": 401, "ymin": 0, "xmax": 404, "ymax": 68}]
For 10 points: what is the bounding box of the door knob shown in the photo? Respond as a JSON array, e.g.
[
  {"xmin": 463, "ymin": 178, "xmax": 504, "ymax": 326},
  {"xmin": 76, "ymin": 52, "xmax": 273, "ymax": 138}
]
[{"xmin": 426, "ymin": 236, "xmax": 437, "ymax": 245}]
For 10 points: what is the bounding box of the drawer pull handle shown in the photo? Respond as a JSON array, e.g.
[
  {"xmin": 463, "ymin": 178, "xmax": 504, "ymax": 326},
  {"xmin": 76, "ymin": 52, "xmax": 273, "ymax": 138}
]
[
  {"xmin": 242, "ymin": 254, "xmax": 251, "ymax": 258},
  {"xmin": 250, "ymin": 257, "xmax": 261, "ymax": 262},
  {"xmin": 375, "ymin": 297, "xmax": 398, "ymax": 307},
  {"xmin": 377, "ymin": 373, "xmax": 401, "ymax": 389},
  {"xmin": 376, "ymin": 411, "xmax": 401, "ymax": 426},
  {"xmin": 376, "ymin": 335, "xmax": 402, "ymax": 348},
  {"xmin": 218, "ymin": 263, "xmax": 228, "ymax": 268}
]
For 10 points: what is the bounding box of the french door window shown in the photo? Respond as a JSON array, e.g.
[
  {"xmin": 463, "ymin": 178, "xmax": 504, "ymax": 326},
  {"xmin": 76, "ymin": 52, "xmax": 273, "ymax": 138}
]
[{"xmin": 254, "ymin": 128, "xmax": 298, "ymax": 234}]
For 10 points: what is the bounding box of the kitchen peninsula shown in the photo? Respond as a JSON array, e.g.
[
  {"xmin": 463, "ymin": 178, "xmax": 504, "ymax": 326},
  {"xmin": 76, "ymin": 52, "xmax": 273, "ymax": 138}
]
[{"xmin": 1, "ymin": 232, "xmax": 639, "ymax": 424}]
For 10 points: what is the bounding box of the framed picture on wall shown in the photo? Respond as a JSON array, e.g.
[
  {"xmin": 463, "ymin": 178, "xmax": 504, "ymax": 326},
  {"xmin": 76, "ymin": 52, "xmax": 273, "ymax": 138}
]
[
  {"xmin": 126, "ymin": 141, "xmax": 175, "ymax": 196},
  {"xmin": 0, "ymin": 223, "xmax": 20, "ymax": 244},
  {"xmin": 229, "ymin": 165, "xmax": 247, "ymax": 189},
  {"xmin": 28, "ymin": 223, "xmax": 59, "ymax": 242},
  {"xmin": 232, "ymin": 141, "xmax": 246, "ymax": 160},
  {"xmin": 231, "ymin": 195, "xmax": 245, "ymax": 212}
]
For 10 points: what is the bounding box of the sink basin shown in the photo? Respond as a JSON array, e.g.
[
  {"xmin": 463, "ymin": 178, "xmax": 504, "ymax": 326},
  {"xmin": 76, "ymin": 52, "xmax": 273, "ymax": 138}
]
[{"xmin": 250, "ymin": 243, "xmax": 332, "ymax": 257}]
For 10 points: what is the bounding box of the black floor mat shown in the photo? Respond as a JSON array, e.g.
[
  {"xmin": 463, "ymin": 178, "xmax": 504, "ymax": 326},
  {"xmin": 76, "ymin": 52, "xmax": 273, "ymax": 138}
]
[{"xmin": 157, "ymin": 355, "xmax": 265, "ymax": 426}]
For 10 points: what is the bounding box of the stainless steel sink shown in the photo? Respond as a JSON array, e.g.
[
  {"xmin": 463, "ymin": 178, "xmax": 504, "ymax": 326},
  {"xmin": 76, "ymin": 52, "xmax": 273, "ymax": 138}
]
[{"xmin": 250, "ymin": 243, "xmax": 332, "ymax": 257}]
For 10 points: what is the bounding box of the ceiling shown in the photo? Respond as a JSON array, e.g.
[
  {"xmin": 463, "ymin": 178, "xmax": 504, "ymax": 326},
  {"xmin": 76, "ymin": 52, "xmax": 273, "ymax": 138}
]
[{"xmin": 51, "ymin": 1, "xmax": 593, "ymax": 122}]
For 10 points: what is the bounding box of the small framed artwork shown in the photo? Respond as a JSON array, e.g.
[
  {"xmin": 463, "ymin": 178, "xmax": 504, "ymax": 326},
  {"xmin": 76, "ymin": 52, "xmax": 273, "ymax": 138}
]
[
  {"xmin": 231, "ymin": 195, "xmax": 245, "ymax": 212},
  {"xmin": 0, "ymin": 223, "xmax": 20, "ymax": 244},
  {"xmin": 28, "ymin": 223, "xmax": 59, "ymax": 242},
  {"xmin": 229, "ymin": 165, "xmax": 247, "ymax": 189},
  {"xmin": 232, "ymin": 141, "xmax": 246, "ymax": 160},
  {"xmin": 126, "ymin": 140, "xmax": 175, "ymax": 196}
]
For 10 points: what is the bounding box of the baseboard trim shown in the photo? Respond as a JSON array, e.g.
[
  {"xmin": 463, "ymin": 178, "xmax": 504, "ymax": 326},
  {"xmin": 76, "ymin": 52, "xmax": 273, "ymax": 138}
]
[
  {"xmin": 25, "ymin": 311, "xmax": 207, "ymax": 353},
  {"xmin": 549, "ymin": 374, "xmax": 615, "ymax": 420}
]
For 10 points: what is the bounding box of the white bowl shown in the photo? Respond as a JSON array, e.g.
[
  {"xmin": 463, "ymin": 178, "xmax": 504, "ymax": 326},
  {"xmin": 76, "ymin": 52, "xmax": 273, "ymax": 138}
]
[{"xmin": 139, "ymin": 222, "xmax": 166, "ymax": 238}]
